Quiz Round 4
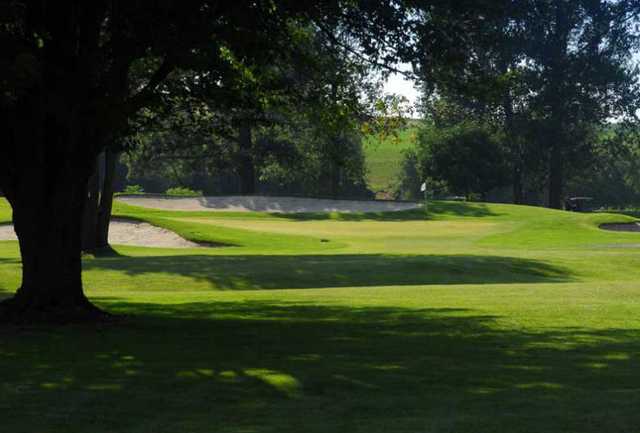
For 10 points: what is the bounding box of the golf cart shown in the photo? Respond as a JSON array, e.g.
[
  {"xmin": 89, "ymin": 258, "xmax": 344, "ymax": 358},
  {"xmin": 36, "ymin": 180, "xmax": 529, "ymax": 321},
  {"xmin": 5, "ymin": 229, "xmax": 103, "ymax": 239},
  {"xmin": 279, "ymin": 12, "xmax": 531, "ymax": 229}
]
[{"xmin": 564, "ymin": 196, "xmax": 593, "ymax": 212}]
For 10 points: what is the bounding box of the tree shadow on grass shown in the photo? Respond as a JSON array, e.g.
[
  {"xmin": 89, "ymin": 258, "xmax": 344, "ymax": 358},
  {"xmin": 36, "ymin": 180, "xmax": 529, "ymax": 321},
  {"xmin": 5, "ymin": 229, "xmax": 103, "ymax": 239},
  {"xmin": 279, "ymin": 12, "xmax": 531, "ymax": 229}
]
[
  {"xmin": 0, "ymin": 250, "xmax": 20, "ymax": 296},
  {"xmin": 1, "ymin": 300, "xmax": 640, "ymax": 432},
  {"xmin": 273, "ymin": 201, "xmax": 501, "ymax": 221},
  {"xmin": 83, "ymin": 253, "xmax": 574, "ymax": 290}
]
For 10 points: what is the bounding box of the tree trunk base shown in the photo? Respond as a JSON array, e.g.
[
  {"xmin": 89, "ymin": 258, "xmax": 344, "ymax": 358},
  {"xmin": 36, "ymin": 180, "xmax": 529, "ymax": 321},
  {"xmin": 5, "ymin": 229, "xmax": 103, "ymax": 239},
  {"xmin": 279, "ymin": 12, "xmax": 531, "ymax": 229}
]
[
  {"xmin": 87, "ymin": 245, "xmax": 122, "ymax": 258},
  {"xmin": 0, "ymin": 290, "xmax": 111, "ymax": 324}
]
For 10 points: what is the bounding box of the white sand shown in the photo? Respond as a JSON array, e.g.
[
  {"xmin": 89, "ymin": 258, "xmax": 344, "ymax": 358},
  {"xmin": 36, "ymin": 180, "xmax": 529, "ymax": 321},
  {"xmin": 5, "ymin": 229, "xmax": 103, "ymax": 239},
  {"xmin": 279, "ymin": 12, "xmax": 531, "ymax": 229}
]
[
  {"xmin": 0, "ymin": 197, "xmax": 419, "ymax": 248},
  {"xmin": 0, "ymin": 220, "xmax": 201, "ymax": 249},
  {"xmin": 117, "ymin": 195, "xmax": 420, "ymax": 213}
]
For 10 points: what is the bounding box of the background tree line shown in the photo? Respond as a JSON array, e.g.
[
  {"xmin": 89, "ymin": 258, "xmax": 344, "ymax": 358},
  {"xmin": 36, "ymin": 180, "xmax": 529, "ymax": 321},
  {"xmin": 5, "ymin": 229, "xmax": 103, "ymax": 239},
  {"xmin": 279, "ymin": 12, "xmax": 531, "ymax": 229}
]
[{"xmin": 395, "ymin": 0, "xmax": 640, "ymax": 209}]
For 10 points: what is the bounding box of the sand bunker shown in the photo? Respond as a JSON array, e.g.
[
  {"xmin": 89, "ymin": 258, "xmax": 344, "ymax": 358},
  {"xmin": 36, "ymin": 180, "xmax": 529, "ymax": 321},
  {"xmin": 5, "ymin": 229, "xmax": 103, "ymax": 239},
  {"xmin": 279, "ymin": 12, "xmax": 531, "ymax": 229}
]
[
  {"xmin": 599, "ymin": 222, "xmax": 640, "ymax": 232},
  {"xmin": 117, "ymin": 195, "xmax": 420, "ymax": 213},
  {"xmin": 0, "ymin": 219, "xmax": 200, "ymax": 249},
  {"xmin": 0, "ymin": 196, "xmax": 418, "ymax": 248}
]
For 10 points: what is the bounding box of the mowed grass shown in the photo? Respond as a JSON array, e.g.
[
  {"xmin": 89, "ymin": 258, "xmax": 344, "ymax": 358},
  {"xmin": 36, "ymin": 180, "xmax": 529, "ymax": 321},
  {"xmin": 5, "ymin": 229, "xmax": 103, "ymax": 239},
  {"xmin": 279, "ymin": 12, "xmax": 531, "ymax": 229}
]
[
  {"xmin": 364, "ymin": 126, "xmax": 418, "ymax": 193},
  {"xmin": 3, "ymin": 199, "xmax": 640, "ymax": 431}
]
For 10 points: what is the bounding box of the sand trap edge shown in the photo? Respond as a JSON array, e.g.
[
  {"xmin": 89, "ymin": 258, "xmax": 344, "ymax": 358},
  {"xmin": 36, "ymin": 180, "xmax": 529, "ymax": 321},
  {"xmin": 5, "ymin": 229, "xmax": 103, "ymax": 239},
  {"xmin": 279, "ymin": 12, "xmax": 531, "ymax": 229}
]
[
  {"xmin": 0, "ymin": 219, "xmax": 208, "ymax": 249},
  {"xmin": 599, "ymin": 222, "xmax": 640, "ymax": 232}
]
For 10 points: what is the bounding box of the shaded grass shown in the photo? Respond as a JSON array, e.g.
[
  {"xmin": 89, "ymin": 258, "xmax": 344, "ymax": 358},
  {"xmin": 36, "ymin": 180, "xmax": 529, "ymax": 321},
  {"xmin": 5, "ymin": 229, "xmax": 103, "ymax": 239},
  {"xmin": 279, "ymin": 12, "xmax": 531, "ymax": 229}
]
[
  {"xmin": 2, "ymin": 299, "xmax": 640, "ymax": 432},
  {"xmin": 82, "ymin": 253, "xmax": 573, "ymax": 290}
]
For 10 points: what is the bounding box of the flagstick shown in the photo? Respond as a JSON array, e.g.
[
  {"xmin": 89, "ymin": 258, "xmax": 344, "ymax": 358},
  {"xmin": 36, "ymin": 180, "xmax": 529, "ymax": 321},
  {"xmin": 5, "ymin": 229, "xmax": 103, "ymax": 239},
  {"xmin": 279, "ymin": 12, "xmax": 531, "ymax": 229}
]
[
  {"xmin": 421, "ymin": 180, "xmax": 427, "ymax": 212},
  {"xmin": 424, "ymin": 187, "xmax": 427, "ymax": 211}
]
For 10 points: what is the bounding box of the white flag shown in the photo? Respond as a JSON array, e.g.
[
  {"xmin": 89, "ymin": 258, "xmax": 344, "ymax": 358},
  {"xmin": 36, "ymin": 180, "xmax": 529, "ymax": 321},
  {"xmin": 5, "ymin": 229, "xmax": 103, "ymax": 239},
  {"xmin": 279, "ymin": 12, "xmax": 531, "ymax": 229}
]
[{"xmin": 420, "ymin": 182, "xmax": 426, "ymax": 192}]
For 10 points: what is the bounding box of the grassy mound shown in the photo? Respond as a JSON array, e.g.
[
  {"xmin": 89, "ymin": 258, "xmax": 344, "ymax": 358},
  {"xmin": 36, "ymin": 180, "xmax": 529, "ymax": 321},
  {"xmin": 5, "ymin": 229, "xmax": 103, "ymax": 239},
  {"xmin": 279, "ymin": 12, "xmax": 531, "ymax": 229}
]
[{"xmin": 364, "ymin": 126, "xmax": 418, "ymax": 194}]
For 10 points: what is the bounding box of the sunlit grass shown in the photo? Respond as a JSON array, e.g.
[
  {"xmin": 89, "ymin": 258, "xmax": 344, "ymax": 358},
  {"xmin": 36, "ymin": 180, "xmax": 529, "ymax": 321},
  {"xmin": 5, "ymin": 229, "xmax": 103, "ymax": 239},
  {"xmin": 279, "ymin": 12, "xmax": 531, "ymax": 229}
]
[{"xmin": 364, "ymin": 126, "xmax": 418, "ymax": 192}]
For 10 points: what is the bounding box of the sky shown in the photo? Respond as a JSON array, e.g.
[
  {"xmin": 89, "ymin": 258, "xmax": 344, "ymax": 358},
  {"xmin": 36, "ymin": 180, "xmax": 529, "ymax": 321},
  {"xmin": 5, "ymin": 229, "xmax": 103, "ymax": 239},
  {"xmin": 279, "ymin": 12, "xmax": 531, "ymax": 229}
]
[{"xmin": 383, "ymin": 71, "xmax": 421, "ymax": 113}]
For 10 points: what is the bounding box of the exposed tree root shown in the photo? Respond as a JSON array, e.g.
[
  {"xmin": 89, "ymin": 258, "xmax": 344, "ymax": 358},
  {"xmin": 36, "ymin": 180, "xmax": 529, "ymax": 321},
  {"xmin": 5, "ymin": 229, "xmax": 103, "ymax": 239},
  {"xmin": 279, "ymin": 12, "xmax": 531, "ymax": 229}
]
[{"xmin": 0, "ymin": 291, "xmax": 113, "ymax": 324}]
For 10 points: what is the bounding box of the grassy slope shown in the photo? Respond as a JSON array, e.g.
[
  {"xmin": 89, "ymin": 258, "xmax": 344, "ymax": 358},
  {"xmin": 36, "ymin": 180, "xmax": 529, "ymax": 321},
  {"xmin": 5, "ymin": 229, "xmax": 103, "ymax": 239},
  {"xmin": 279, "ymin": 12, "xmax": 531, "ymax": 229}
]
[
  {"xmin": 363, "ymin": 126, "xmax": 418, "ymax": 193},
  {"xmin": 2, "ymin": 199, "xmax": 640, "ymax": 431},
  {"xmin": 0, "ymin": 198, "xmax": 11, "ymax": 223}
]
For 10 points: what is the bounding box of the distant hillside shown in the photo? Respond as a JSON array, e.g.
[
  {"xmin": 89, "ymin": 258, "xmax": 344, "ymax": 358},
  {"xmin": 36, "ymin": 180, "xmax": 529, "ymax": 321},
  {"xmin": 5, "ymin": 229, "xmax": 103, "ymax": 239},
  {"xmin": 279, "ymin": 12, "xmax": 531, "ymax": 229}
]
[{"xmin": 363, "ymin": 125, "xmax": 419, "ymax": 197}]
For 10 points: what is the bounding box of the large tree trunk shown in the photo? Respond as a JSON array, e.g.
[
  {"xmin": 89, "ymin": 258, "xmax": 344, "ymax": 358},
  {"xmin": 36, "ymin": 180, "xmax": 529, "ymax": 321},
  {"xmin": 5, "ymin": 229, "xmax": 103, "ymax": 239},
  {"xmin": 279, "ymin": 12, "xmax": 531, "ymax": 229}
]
[
  {"xmin": 546, "ymin": 3, "xmax": 569, "ymax": 210},
  {"xmin": 82, "ymin": 149, "xmax": 119, "ymax": 252},
  {"xmin": 330, "ymin": 162, "xmax": 341, "ymax": 199},
  {"xmin": 0, "ymin": 127, "xmax": 107, "ymax": 321},
  {"xmin": 547, "ymin": 145, "xmax": 564, "ymax": 209},
  {"xmin": 500, "ymin": 77, "xmax": 524, "ymax": 205},
  {"xmin": 0, "ymin": 2, "xmax": 154, "ymax": 322},
  {"xmin": 1, "ymin": 54, "xmax": 107, "ymax": 320},
  {"xmin": 237, "ymin": 123, "xmax": 256, "ymax": 195},
  {"xmin": 512, "ymin": 164, "xmax": 524, "ymax": 205},
  {"xmin": 0, "ymin": 169, "xmax": 104, "ymax": 322},
  {"xmin": 82, "ymin": 164, "xmax": 100, "ymax": 251},
  {"xmin": 96, "ymin": 149, "xmax": 119, "ymax": 249}
]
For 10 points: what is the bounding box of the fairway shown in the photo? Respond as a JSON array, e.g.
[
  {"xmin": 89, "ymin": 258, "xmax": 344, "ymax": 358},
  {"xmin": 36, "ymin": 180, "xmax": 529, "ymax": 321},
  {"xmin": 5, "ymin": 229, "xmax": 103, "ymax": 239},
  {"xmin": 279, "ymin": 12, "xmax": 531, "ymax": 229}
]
[
  {"xmin": 2, "ymin": 198, "xmax": 640, "ymax": 432},
  {"xmin": 364, "ymin": 126, "xmax": 418, "ymax": 194}
]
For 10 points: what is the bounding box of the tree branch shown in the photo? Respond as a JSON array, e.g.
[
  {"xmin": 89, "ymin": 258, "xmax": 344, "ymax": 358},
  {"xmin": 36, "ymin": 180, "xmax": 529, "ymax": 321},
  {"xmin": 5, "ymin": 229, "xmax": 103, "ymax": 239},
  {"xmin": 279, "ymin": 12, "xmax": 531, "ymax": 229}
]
[
  {"xmin": 126, "ymin": 57, "xmax": 176, "ymax": 114},
  {"xmin": 313, "ymin": 20, "xmax": 414, "ymax": 78}
]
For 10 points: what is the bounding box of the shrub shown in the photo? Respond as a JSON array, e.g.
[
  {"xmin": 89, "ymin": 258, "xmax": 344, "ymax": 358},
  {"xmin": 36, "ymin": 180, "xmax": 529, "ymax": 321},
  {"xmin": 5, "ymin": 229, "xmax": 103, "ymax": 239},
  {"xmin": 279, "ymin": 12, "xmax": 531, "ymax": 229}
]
[
  {"xmin": 416, "ymin": 121, "xmax": 510, "ymax": 199},
  {"xmin": 392, "ymin": 150, "xmax": 421, "ymax": 201},
  {"xmin": 122, "ymin": 184, "xmax": 144, "ymax": 195},
  {"xmin": 165, "ymin": 186, "xmax": 203, "ymax": 197}
]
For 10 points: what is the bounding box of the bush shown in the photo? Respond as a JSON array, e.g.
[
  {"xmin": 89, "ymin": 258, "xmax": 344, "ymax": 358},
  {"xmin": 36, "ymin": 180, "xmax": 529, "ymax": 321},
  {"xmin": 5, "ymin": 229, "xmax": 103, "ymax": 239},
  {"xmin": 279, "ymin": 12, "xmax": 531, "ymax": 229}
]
[
  {"xmin": 122, "ymin": 184, "xmax": 144, "ymax": 195},
  {"xmin": 416, "ymin": 121, "xmax": 510, "ymax": 199},
  {"xmin": 165, "ymin": 186, "xmax": 203, "ymax": 197},
  {"xmin": 392, "ymin": 150, "xmax": 421, "ymax": 201}
]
